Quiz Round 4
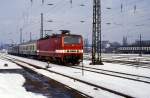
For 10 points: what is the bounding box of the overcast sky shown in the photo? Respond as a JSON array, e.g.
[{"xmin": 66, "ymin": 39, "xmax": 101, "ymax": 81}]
[{"xmin": 0, "ymin": 0, "xmax": 150, "ymax": 44}]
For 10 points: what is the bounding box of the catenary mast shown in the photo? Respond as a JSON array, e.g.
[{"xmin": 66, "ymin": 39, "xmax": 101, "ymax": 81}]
[{"xmin": 91, "ymin": 0, "xmax": 103, "ymax": 65}]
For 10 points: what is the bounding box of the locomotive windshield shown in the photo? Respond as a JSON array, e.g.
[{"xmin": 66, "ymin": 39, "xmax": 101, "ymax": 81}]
[{"xmin": 64, "ymin": 36, "xmax": 81, "ymax": 44}]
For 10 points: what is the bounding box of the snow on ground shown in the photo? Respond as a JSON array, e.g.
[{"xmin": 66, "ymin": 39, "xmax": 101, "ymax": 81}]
[
  {"xmin": 0, "ymin": 74, "xmax": 46, "ymax": 98},
  {"xmin": 7, "ymin": 54, "xmax": 150, "ymax": 79},
  {"xmin": 4, "ymin": 54, "xmax": 150, "ymax": 98},
  {"xmin": 0, "ymin": 58, "xmax": 21, "ymax": 69},
  {"xmin": 86, "ymin": 53, "xmax": 150, "ymax": 63},
  {"xmin": 83, "ymin": 60, "xmax": 150, "ymax": 77},
  {"xmin": 45, "ymin": 65, "xmax": 150, "ymax": 98},
  {"xmin": 102, "ymin": 53, "xmax": 150, "ymax": 63},
  {"xmin": 0, "ymin": 56, "xmax": 46, "ymax": 98},
  {"xmin": 14, "ymin": 60, "xmax": 124, "ymax": 98},
  {"xmin": 38, "ymin": 69, "xmax": 124, "ymax": 98}
]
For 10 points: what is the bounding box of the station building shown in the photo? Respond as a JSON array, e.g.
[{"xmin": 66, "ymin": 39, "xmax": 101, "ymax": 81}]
[{"xmin": 118, "ymin": 40, "xmax": 150, "ymax": 54}]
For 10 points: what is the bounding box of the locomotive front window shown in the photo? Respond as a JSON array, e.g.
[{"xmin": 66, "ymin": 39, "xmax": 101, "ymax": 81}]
[{"xmin": 64, "ymin": 36, "xmax": 81, "ymax": 44}]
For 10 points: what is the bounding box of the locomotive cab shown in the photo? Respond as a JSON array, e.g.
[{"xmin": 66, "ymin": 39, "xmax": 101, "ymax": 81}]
[{"xmin": 62, "ymin": 34, "xmax": 83, "ymax": 64}]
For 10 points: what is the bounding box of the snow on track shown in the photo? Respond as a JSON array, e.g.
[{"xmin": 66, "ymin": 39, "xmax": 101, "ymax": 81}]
[
  {"xmin": 3, "ymin": 54, "xmax": 150, "ymax": 98},
  {"xmin": 2, "ymin": 55, "xmax": 126, "ymax": 98},
  {"xmin": 83, "ymin": 60, "xmax": 150, "ymax": 77},
  {"xmin": 7, "ymin": 54, "xmax": 150, "ymax": 80},
  {"xmin": 45, "ymin": 66, "xmax": 150, "ymax": 98},
  {"xmin": 0, "ymin": 55, "xmax": 46, "ymax": 98}
]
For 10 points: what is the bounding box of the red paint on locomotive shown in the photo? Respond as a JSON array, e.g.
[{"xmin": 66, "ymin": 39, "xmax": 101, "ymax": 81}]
[{"xmin": 37, "ymin": 32, "xmax": 83, "ymax": 64}]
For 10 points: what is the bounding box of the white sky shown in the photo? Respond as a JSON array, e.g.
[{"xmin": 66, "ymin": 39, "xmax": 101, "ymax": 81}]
[{"xmin": 0, "ymin": 0, "xmax": 150, "ymax": 44}]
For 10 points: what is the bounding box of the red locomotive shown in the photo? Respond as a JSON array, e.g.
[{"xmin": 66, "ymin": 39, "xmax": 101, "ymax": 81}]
[{"xmin": 37, "ymin": 30, "xmax": 83, "ymax": 64}]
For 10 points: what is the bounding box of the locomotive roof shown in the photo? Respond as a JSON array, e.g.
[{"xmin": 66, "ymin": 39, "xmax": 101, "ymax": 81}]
[{"xmin": 39, "ymin": 33, "xmax": 81, "ymax": 40}]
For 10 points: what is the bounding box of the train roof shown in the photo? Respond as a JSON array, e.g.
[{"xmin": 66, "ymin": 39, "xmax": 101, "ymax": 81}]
[
  {"xmin": 39, "ymin": 33, "xmax": 82, "ymax": 40},
  {"xmin": 19, "ymin": 40, "xmax": 37, "ymax": 45}
]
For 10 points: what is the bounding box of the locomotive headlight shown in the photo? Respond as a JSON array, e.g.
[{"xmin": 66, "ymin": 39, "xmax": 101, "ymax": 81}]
[
  {"xmin": 79, "ymin": 50, "xmax": 83, "ymax": 53},
  {"xmin": 62, "ymin": 50, "xmax": 65, "ymax": 53}
]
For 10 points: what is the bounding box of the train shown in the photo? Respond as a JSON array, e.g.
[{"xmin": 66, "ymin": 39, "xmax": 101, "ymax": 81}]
[{"xmin": 8, "ymin": 30, "xmax": 83, "ymax": 65}]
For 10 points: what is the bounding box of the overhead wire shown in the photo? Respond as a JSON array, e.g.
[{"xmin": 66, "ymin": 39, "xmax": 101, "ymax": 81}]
[{"xmin": 21, "ymin": 0, "xmax": 150, "ymax": 42}]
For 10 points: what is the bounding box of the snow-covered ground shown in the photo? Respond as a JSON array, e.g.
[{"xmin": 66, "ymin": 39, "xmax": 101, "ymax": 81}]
[
  {"xmin": 0, "ymin": 74, "xmax": 46, "ymax": 98},
  {"xmin": 3, "ymin": 54, "xmax": 150, "ymax": 98},
  {"xmin": 83, "ymin": 60, "xmax": 150, "ymax": 77},
  {"xmin": 0, "ymin": 58, "xmax": 21, "ymax": 69},
  {"xmin": 84, "ymin": 53, "xmax": 150, "ymax": 62},
  {"xmin": 6, "ymin": 54, "xmax": 150, "ymax": 78},
  {"xmin": 0, "ymin": 58, "xmax": 46, "ymax": 98}
]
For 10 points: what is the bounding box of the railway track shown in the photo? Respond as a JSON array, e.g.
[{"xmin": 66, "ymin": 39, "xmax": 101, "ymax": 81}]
[
  {"xmin": 102, "ymin": 59, "xmax": 150, "ymax": 69},
  {"xmin": 71, "ymin": 65, "xmax": 150, "ymax": 84},
  {"xmin": 2, "ymin": 56, "xmax": 134, "ymax": 98},
  {"xmin": 3, "ymin": 57, "xmax": 92, "ymax": 98},
  {"xmin": 85, "ymin": 58, "xmax": 150, "ymax": 68},
  {"xmin": 84, "ymin": 55, "xmax": 150, "ymax": 69}
]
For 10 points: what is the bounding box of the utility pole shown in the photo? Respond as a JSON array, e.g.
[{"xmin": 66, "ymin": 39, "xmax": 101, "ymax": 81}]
[
  {"xmin": 139, "ymin": 34, "xmax": 142, "ymax": 57},
  {"xmin": 84, "ymin": 38, "xmax": 89, "ymax": 53},
  {"xmin": 40, "ymin": 13, "xmax": 44, "ymax": 39},
  {"xmin": 20, "ymin": 28, "xmax": 22, "ymax": 44},
  {"xmin": 91, "ymin": 0, "xmax": 103, "ymax": 65},
  {"xmin": 30, "ymin": 32, "xmax": 32, "ymax": 41}
]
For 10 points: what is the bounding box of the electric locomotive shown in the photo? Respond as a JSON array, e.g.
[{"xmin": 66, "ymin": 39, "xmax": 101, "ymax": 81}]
[{"xmin": 37, "ymin": 30, "xmax": 83, "ymax": 64}]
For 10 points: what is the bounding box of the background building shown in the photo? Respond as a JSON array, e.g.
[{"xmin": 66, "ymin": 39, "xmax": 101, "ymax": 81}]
[{"xmin": 118, "ymin": 40, "xmax": 150, "ymax": 54}]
